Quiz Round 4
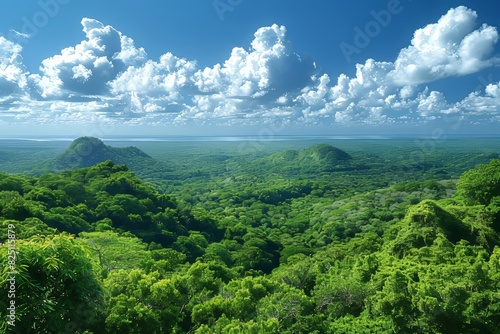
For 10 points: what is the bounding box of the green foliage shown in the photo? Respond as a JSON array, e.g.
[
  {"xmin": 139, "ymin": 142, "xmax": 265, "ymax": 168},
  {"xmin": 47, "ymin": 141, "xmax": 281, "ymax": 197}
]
[
  {"xmin": 388, "ymin": 199, "xmax": 475, "ymax": 257},
  {"xmin": 1, "ymin": 139, "xmax": 500, "ymax": 332},
  {"xmin": 0, "ymin": 234, "xmax": 103, "ymax": 333},
  {"xmin": 1, "ymin": 160, "xmax": 218, "ymax": 248},
  {"xmin": 0, "ymin": 218, "xmax": 56, "ymax": 239},
  {"xmin": 256, "ymin": 144, "xmax": 353, "ymax": 175},
  {"xmin": 103, "ymin": 269, "xmax": 183, "ymax": 333},
  {"xmin": 80, "ymin": 231, "xmax": 152, "ymax": 274},
  {"xmin": 0, "ymin": 173, "xmax": 30, "ymax": 193},
  {"xmin": 52, "ymin": 137, "xmax": 154, "ymax": 170},
  {"xmin": 457, "ymin": 159, "xmax": 500, "ymax": 205}
]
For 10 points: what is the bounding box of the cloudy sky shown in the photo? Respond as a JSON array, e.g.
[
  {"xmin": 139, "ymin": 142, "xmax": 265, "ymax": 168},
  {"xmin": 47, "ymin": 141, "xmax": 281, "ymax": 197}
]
[{"xmin": 0, "ymin": 0, "xmax": 499, "ymax": 136}]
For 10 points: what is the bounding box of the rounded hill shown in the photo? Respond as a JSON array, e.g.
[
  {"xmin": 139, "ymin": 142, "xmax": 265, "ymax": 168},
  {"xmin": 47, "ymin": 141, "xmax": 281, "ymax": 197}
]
[
  {"xmin": 297, "ymin": 144, "xmax": 352, "ymax": 163},
  {"xmin": 52, "ymin": 137, "xmax": 153, "ymax": 170}
]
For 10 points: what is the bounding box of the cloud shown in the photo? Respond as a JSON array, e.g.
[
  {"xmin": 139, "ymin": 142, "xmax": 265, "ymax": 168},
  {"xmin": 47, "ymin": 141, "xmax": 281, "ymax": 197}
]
[
  {"xmin": 9, "ymin": 29, "xmax": 31, "ymax": 40},
  {"xmin": 34, "ymin": 18, "xmax": 147, "ymax": 98},
  {"xmin": 0, "ymin": 37, "xmax": 27, "ymax": 96},
  {"xmin": 0, "ymin": 6, "xmax": 499, "ymax": 131},
  {"xmin": 415, "ymin": 90, "xmax": 450, "ymax": 117},
  {"xmin": 109, "ymin": 52, "xmax": 198, "ymax": 116},
  {"xmin": 455, "ymin": 81, "xmax": 500, "ymax": 117},
  {"xmin": 177, "ymin": 23, "xmax": 316, "ymax": 121},
  {"xmin": 193, "ymin": 24, "xmax": 315, "ymax": 98},
  {"xmin": 109, "ymin": 23, "xmax": 316, "ymax": 120},
  {"xmin": 293, "ymin": 6, "xmax": 500, "ymax": 126},
  {"xmin": 391, "ymin": 6, "xmax": 499, "ymax": 85},
  {"xmin": 486, "ymin": 82, "xmax": 500, "ymax": 97}
]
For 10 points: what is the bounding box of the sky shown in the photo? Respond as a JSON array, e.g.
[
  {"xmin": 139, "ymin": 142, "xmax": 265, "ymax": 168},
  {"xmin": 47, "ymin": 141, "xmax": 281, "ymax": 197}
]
[{"xmin": 0, "ymin": 0, "xmax": 500, "ymax": 136}]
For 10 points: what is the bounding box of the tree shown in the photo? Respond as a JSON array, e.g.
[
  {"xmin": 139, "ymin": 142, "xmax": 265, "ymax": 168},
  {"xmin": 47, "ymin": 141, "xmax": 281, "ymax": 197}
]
[
  {"xmin": 80, "ymin": 231, "xmax": 152, "ymax": 275},
  {"xmin": 456, "ymin": 159, "xmax": 500, "ymax": 205},
  {"xmin": 0, "ymin": 218, "xmax": 56, "ymax": 239},
  {"xmin": 0, "ymin": 234, "xmax": 103, "ymax": 333}
]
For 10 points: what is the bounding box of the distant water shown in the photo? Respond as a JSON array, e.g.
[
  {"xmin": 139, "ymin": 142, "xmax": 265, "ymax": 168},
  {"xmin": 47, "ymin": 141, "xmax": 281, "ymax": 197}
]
[
  {"xmin": 0, "ymin": 135, "xmax": 398, "ymax": 142},
  {"xmin": 0, "ymin": 137, "xmax": 77, "ymax": 142},
  {"xmin": 101, "ymin": 135, "xmax": 395, "ymax": 142},
  {"xmin": 0, "ymin": 134, "xmax": 499, "ymax": 142}
]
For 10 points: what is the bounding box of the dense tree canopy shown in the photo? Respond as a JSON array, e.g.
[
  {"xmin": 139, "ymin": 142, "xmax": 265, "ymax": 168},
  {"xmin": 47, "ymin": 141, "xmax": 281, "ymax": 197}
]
[{"xmin": 1, "ymin": 142, "xmax": 500, "ymax": 333}]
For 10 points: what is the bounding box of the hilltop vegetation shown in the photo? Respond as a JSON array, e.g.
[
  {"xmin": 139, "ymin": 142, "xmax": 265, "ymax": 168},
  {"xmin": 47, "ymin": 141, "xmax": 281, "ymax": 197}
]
[
  {"xmin": 263, "ymin": 144, "xmax": 354, "ymax": 174},
  {"xmin": 1, "ymin": 140, "xmax": 500, "ymax": 333},
  {"xmin": 50, "ymin": 137, "xmax": 155, "ymax": 171}
]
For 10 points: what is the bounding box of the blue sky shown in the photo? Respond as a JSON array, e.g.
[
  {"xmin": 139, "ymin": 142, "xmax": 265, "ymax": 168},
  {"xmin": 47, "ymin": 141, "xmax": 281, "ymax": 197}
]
[{"xmin": 0, "ymin": 0, "xmax": 499, "ymax": 136}]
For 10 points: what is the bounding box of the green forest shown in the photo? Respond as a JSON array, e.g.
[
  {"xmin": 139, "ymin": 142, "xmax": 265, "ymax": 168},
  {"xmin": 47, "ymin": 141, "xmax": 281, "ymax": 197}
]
[{"xmin": 1, "ymin": 137, "xmax": 500, "ymax": 333}]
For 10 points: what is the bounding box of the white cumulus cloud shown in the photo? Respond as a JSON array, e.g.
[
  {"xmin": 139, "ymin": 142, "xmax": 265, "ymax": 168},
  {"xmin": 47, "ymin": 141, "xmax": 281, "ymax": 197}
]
[
  {"xmin": 35, "ymin": 18, "xmax": 147, "ymax": 98},
  {"xmin": 1, "ymin": 6, "xmax": 499, "ymax": 130},
  {"xmin": 391, "ymin": 6, "xmax": 499, "ymax": 85},
  {"xmin": 0, "ymin": 37, "xmax": 27, "ymax": 96}
]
